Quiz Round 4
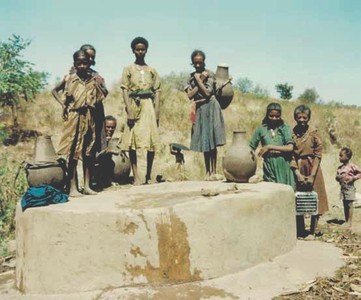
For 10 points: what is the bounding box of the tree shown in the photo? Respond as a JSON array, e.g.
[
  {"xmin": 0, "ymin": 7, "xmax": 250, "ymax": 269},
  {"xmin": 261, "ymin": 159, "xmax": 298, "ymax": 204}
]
[
  {"xmin": 234, "ymin": 77, "xmax": 254, "ymax": 94},
  {"xmin": 0, "ymin": 35, "xmax": 48, "ymax": 127},
  {"xmin": 298, "ymin": 88, "xmax": 319, "ymax": 103},
  {"xmin": 161, "ymin": 71, "xmax": 189, "ymax": 92},
  {"xmin": 275, "ymin": 83, "xmax": 293, "ymax": 100},
  {"xmin": 253, "ymin": 84, "xmax": 269, "ymax": 99}
]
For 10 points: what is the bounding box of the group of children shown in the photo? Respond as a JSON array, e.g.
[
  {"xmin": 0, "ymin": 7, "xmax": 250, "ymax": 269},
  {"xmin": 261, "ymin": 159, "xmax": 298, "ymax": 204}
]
[
  {"xmin": 52, "ymin": 37, "xmax": 161, "ymax": 196},
  {"xmin": 51, "ymin": 38, "xmax": 361, "ymax": 235},
  {"xmin": 250, "ymin": 102, "xmax": 361, "ymax": 235}
]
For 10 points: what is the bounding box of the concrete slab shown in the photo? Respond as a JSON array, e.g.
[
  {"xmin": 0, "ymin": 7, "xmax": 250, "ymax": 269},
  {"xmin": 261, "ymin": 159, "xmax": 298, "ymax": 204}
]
[
  {"xmin": 16, "ymin": 181, "xmax": 296, "ymax": 294},
  {"xmin": 1, "ymin": 240, "xmax": 344, "ymax": 299}
]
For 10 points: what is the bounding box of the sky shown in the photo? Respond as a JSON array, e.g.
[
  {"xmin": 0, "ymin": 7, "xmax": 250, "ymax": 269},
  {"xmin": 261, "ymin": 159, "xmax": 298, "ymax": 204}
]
[{"xmin": 1, "ymin": 0, "xmax": 361, "ymax": 106}]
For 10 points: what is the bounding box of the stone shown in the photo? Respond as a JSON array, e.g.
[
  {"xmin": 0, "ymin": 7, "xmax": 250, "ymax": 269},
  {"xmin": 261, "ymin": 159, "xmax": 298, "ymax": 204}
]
[{"xmin": 15, "ymin": 181, "xmax": 296, "ymax": 294}]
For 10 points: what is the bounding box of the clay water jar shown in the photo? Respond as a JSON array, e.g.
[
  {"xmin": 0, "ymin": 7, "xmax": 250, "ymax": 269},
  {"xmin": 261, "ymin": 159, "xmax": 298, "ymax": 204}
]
[
  {"xmin": 107, "ymin": 138, "xmax": 131, "ymax": 183},
  {"xmin": 26, "ymin": 135, "xmax": 67, "ymax": 190},
  {"xmin": 222, "ymin": 131, "xmax": 257, "ymax": 183},
  {"xmin": 33, "ymin": 135, "xmax": 57, "ymax": 161},
  {"xmin": 215, "ymin": 64, "xmax": 234, "ymax": 109}
]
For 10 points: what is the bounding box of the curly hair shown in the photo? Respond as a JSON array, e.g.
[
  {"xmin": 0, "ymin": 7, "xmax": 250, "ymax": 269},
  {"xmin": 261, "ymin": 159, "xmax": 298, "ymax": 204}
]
[
  {"xmin": 73, "ymin": 50, "xmax": 90, "ymax": 62},
  {"xmin": 341, "ymin": 147, "xmax": 353, "ymax": 159},
  {"xmin": 131, "ymin": 37, "xmax": 149, "ymax": 50}
]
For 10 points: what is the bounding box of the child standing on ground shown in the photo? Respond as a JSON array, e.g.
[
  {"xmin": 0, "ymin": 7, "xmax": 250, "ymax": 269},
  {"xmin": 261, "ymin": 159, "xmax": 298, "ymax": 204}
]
[
  {"xmin": 249, "ymin": 102, "xmax": 294, "ymax": 187},
  {"xmin": 53, "ymin": 50, "xmax": 107, "ymax": 197},
  {"xmin": 292, "ymin": 105, "xmax": 329, "ymax": 237},
  {"xmin": 336, "ymin": 147, "xmax": 361, "ymax": 228}
]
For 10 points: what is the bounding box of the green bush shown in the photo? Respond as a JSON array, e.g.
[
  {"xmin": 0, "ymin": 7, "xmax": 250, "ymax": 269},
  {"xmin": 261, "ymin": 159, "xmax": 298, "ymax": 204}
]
[{"xmin": 0, "ymin": 155, "xmax": 27, "ymax": 253}]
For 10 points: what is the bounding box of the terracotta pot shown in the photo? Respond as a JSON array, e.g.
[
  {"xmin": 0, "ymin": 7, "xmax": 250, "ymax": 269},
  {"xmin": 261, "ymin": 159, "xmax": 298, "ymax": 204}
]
[
  {"xmin": 108, "ymin": 138, "xmax": 131, "ymax": 183},
  {"xmin": 222, "ymin": 131, "xmax": 257, "ymax": 183},
  {"xmin": 26, "ymin": 135, "xmax": 67, "ymax": 190},
  {"xmin": 215, "ymin": 64, "xmax": 234, "ymax": 109}
]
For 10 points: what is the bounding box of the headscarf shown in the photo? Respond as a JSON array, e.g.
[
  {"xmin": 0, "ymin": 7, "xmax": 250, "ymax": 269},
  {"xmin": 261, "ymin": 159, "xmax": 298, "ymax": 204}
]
[
  {"xmin": 293, "ymin": 104, "xmax": 311, "ymax": 120},
  {"xmin": 262, "ymin": 102, "xmax": 284, "ymax": 126}
]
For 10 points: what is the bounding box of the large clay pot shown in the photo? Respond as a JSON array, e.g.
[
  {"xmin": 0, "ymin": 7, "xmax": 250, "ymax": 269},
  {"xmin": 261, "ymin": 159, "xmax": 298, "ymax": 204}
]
[
  {"xmin": 107, "ymin": 138, "xmax": 131, "ymax": 184},
  {"xmin": 215, "ymin": 64, "xmax": 234, "ymax": 109},
  {"xmin": 26, "ymin": 160, "xmax": 67, "ymax": 190},
  {"xmin": 222, "ymin": 131, "xmax": 257, "ymax": 183},
  {"xmin": 26, "ymin": 135, "xmax": 67, "ymax": 190},
  {"xmin": 33, "ymin": 135, "xmax": 57, "ymax": 161}
]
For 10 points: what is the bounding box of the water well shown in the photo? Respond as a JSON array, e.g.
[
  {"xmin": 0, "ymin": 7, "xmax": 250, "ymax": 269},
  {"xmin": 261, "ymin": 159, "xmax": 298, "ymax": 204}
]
[{"xmin": 15, "ymin": 181, "xmax": 296, "ymax": 294}]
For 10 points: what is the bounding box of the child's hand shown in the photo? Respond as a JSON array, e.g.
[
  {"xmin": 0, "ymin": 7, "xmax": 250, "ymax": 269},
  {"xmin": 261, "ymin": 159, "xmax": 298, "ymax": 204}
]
[
  {"xmin": 335, "ymin": 174, "xmax": 343, "ymax": 182},
  {"xmin": 126, "ymin": 109, "xmax": 135, "ymax": 127},
  {"xmin": 295, "ymin": 172, "xmax": 307, "ymax": 185},
  {"xmin": 344, "ymin": 175, "xmax": 354, "ymax": 184},
  {"xmin": 258, "ymin": 145, "xmax": 270, "ymax": 157},
  {"xmin": 200, "ymin": 71, "xmax": 209, "ymax": 81},
  {"xmin": 305, "ymin": 174, "xmax": 315, "ymax": 186},
  {"xmin": 63, "ymin": 108, "xmax": 68, "ymax": 121}
]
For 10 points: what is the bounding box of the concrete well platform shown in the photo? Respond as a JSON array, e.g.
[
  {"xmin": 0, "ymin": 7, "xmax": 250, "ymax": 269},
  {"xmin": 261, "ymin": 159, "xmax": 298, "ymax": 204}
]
[{"xmin": 15, "ymin": 181, "xmax": 296, "ymax": 294}]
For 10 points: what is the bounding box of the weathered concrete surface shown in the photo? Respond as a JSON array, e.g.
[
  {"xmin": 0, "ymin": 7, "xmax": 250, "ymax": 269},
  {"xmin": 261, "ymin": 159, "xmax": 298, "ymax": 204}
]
[
  {"xmin": 15, "ymin": 182, "xmax": 296, "ymax": 294},
  {"xmin": 2, "ymin": 241, "xmax": 344, "ymax": 299}
]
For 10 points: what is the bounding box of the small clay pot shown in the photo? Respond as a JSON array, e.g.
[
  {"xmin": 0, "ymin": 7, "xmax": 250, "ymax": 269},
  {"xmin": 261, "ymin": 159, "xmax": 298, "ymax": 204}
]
[{"xmin": 215, "ymin": 64, "xmax": 234, "ymax": 109}]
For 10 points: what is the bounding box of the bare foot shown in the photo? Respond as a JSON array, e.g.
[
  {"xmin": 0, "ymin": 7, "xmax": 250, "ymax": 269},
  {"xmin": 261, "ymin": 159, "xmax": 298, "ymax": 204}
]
[
  {"xmin": 132, "ymin": 178, "xmax": 142, "ymax": 186},
  {"xmin": 69, "ymin": 189, "xmax": 84, "ymax": 198},
  {"xmin": 340, "ymin": 222, "xmax": 352, "ymax": 230},
  {"xmin": 83, "ymin": 187, "xmax": 98, "ymax": 195},
  {"xmin": 145, "ymin": 176, "xmax": 152, "ymax": 185}
]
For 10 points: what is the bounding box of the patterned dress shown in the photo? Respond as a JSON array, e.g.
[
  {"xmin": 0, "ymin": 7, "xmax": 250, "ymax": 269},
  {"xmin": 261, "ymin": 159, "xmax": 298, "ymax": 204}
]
[
  {"xmin": 249, "ymin": 124, "xmax": 294, "ymax": 187},
  {"xmin": 120, "ymin": 63, "xmax": 161, "ymax": 151},
  {"xmin": 292, "ymin": 126, "xmax": 329, "ymax": 214},
  {"xmin": 58, "ymin": 73, "xmax": 107, "ymax": 160},
  {"xmin": 185, "ymin": 70, "xmax": 226, "ymax": 152}
]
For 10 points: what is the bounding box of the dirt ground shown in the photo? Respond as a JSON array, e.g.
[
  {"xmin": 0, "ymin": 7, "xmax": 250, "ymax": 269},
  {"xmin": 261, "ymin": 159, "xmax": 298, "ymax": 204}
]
[{"xmin": 274, "ymin": 205, "xmax": 361, "ymax": 299}]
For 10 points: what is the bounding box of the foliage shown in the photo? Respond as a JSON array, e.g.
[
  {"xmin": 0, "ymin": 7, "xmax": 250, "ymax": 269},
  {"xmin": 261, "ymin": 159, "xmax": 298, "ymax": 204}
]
[
  {"xmin": 0, "ymin": 122, "xmax": 9, "ymax": 143},
  {"xmin": 298, "ymin": 88, "xmax": 319, "ymax": 103},
  {"xmin": 0, "ymin": 35, "xmax": 48, "ymax": 126},
  {"xmin": 161, "ymin": 71, "xmax": 189, "ymax": 92},
  {"xmin": 234, "ymin": 77, "xmax": 254, "ymax": 94},
  {"xmin": 0, "ymin": 155, "xmax": 27, "ymax": 253},
  {"xmin": 253, "ymin": 84, "xmax": 270, "ymax": 99},
  {"xmin": 275, "ymin": 82, "xmax": 293, "ymax": 100}
]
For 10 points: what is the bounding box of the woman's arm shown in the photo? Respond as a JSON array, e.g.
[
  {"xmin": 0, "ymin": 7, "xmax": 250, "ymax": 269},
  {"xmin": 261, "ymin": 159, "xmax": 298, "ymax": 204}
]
[
  {"xmin": 186, "ymin": 85, "xmax": 199, "ymax": 100},
  {"xmin": 121, "ymin": 88, "xmax": 134, "ymax": 127},
  {"xmin": 193, "ymin": 72, "xmax": 212, "ymax": 98},
  {"xmin": 94, "ymin": 74, "xmax": 108, "ymax": 97},
  {"xmin": 154, "ymin": 90, "xmax": 160, "ymax": 126},
  {"xmin": 305, "ymin": 156, "xmax": 320, "ymax": 186},
  {"xmin": 305, "ymin": 131, "xmax": 322, "ymax": 185},
  {"xmin": 258, "ymin": 143, "xmax": 294, "ymax": 157},
  {"xmin": 51, "ymin": 80, "xmax": 66, "ymax": 109}
]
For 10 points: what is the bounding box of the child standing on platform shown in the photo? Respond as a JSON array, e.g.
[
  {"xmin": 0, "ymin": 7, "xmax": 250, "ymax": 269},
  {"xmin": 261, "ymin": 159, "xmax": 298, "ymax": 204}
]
[
  {"xmin": 53, "ymin": 50, "xmax": 107, "ymax": 197},
  {"xmin": 336, "ymin": 147, "xmax": 361, "ymax": 228}
]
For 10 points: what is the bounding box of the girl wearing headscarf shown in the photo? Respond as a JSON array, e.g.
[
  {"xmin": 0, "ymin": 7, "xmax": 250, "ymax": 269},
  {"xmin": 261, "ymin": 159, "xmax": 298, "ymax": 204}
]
[
  {"xmin": 292, "ymin": 105, "xmax": 328, "ymax": 236},
  {"xmin": 249, "ymin": 102, "xmax": 294, "ymax": 187}
]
